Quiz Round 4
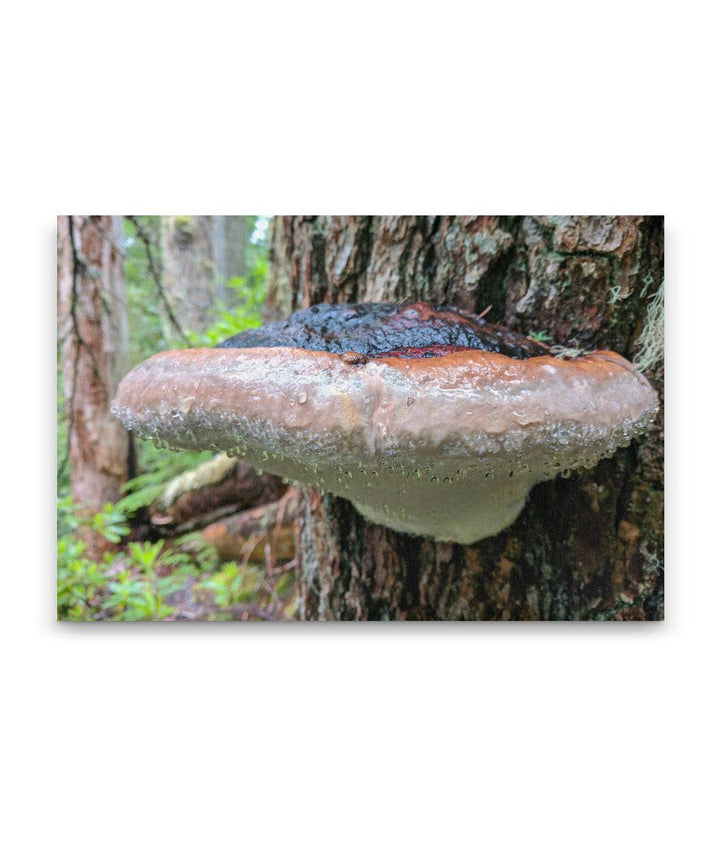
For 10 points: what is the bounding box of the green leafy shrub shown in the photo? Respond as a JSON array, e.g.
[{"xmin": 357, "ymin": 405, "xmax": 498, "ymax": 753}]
[
  {"xmin": 188, "ymin": 264, "xmax": 268, "ymax": 347},
  {"xmin": 116, "ymin": 444, "xmax": 214, "ymax": 515},
  {"xmin": 200, "ymin": 561, "xmax": 262, "ymax": 607},
  {"xmin": 57, "ymin": 538, "xmax": 108, "ymax": 620},
  {"xmin": 528, "ymin": 329, "xmax": 552, "ymax": 343},
  {"xmin": 58, "ymin": 499, "xmax": 189, "ymax": 620}
]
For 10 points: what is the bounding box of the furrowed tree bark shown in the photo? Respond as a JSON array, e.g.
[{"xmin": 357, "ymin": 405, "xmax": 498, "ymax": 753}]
[
  {"xmin": 267, "ymin": 216, "xmax": 664, "ymax": 621},
  {"xmin": 57, "ymin": 215, "xmax": 132, "ymax": 558}
]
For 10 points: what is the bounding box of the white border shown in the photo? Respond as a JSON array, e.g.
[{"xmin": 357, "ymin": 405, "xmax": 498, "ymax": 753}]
[{"xmin": 4, "ymin": 2, "xmax": 718, "ymax": 854}]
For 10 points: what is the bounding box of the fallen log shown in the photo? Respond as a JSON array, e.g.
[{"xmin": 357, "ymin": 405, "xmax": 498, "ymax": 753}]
[
  {"xmin": 149, "ymin": 453, "xmax": 284, "ymax": 531},
  {"xmin": 202, "ymin": 488, "xmax": 300, "ymax": 563}
]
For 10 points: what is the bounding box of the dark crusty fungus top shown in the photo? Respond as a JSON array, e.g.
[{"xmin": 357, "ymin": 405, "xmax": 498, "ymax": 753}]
[
  {"xmin": 113, "ymin": 300, "xmax": 659, "ymax": 544},
  {"xmin": 217, "ymin": 301, "xmax": 549, "ymax": 360}
]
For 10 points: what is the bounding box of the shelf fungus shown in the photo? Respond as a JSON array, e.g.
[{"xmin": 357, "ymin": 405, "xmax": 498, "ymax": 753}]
[{"xmin": 112, "ymin": 301, "xmax": 659, "ymax": 544}]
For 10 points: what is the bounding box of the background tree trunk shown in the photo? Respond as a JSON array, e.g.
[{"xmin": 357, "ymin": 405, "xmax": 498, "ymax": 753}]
[
  {"xmin": 57, "ymin": 215, "xmax": 131, "ymax": 558},
  {"xmin": 267, "ymin": 216, "xmax": 664, "ymax": 621},
  {"xmin": 211, "ymin": 215, "xmax": 248, "ymax": 304},
  {"xmin": 161, "ymin": 215, "xmax": 251, "ymax": 336},
  {"xmin": 160, "ymin": 215, "xmax": 216, "ymax": 335}
]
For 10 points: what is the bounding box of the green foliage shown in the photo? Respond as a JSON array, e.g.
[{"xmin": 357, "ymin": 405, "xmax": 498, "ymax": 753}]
[
  {"xmin": 116, "ymin": 443, "xmax": 214, "ymax": 514},
  {"xmin": 123, "ymin": 216, "xmax": 170, "ymax": 362},
  {"xmin": 91, "ymin": 505, "xmax": 130, "ymax": 543},
  {"xmin": 101, "ymin": 571, "xmax": 175, "ymax": 621},
  {"xmin": 198, "ymin": 559, "xmax": 296, "ymax": 617},
  {"xmin": 57, "ymin": 505, "xmax": 219, "ymax": 621},
  {"xmin": 57, "ymin": 496, "xmax": 130, "ymax": 542},
  {"xmin": 188, "ymin": 264, "xmax": 268, "ymax": 347},
  {"xmin": 123, "ymin": 214, "xmax": 270, "ymax": 355},
  {"xmin": 101, "ymin": 541, "xmax": 177, "ymax": 620},
  {"xmin": 528, "ymin": 329, "xmax": 552, "ymax": 343},
  {"xmin": 57, "ymin": 494, "xmax": 298, "ymax": 622},
  {"xmin": 57, "ymin": 498, "xmax": 132, "ymax": 620},
  {"xmin": 199, "ymin": 561, "xmax": 262, "ymax": 607},
  {"xmin": 127, "ymin": 539, "xmax": 165, "ymax": 574},
  {"xmin": 57, "ymin": 539, "xmax": 108, "ymax": 620}
]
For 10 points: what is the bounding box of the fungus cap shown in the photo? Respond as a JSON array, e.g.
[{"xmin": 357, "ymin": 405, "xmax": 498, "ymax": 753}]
[{"xmin": 113, "ymin": 302, "xmax": 658, "ymax": 543}]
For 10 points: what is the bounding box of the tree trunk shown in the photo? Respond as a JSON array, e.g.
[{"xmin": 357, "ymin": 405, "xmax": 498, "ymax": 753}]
[
  {"xmin": 267, "ymin": 216, "xmax": 664, "ymax": 621},
  {"xmin": 161, "ymin": 215, "xmax": 251, "ymax": 335},
  {"xmin": 160, "ymin": 215, "xmax": 216, "ymax": 335},
  {"xmin": 57, "ymin": 215, "xmax": 131, "ymax": 558},
  {"xmin": 211, "ymin": 215, "xmax": 248, "ymax": 305}
]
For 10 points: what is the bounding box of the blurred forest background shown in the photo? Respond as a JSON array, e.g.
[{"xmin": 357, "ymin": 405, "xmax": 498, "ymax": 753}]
[{"xmin": 57, "ymin": 215, "xmax": 298, "ymax": 620}]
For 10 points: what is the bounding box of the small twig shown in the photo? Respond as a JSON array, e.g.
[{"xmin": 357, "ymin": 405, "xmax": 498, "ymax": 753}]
[
  {"xmin": 214, "ymin": 603, "xmax": 279, "ymax": 621},
  {"xmin": 125, "ymin": 215, "xmax": 191, "ymax": 346},
  {"xmin": 238, "ymin": 530, "xmax": 266, "ymax": 573},
  {"xmin": 264, "ymin": 542, "xmax": 274, "ymax": 583},
  {"xmin": 263, "ymin": 558, "xmax": 297, "ymax": 579},
  {"xmin": 271, "ymin": 488, "xmax": 295, "ymax": 556}
]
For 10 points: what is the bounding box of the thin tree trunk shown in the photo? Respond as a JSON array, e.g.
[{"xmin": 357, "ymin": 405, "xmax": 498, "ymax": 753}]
[
  {"xmin": 268, "ymin": 216, "xmax": 664, "ymax": 621},
  {"xmin": 57, "ymin": 215, "xmax": 131, "ymax": 558},
  {"xmin": 160, "ymin": 215, "xmax": 216, "ymax": 335},
  {"xmin": 211, "ymin": 215, "xmax": 248, "ymax": 304}
]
